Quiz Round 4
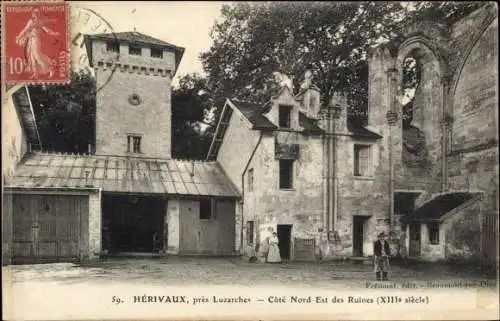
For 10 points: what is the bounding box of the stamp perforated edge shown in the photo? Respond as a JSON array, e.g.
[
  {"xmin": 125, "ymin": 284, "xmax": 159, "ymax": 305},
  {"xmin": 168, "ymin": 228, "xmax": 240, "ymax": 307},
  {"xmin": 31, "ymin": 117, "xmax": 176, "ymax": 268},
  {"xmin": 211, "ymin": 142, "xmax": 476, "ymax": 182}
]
[{"xmin": 1, "ymin": 0, "xmax": 71, "ymax": 87}]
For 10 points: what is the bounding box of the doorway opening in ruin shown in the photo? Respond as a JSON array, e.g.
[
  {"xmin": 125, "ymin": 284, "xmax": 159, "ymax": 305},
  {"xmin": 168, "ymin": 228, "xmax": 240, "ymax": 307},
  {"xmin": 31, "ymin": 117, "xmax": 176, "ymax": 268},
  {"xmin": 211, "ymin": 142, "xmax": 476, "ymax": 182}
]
[
  {"xmin": 408, "ymin": 222, "xmax": 421, "ymax": 257},
  {"xmin": 352, "ymin": 216, "xmax": 370, "ymax": 257},
  {"xmin": 102, "ymin": 194, "xmax": 166, "ymax": 254},
  {"xmin": 277, "ymin": 224, "xmax": 292, "ymax": 260}
]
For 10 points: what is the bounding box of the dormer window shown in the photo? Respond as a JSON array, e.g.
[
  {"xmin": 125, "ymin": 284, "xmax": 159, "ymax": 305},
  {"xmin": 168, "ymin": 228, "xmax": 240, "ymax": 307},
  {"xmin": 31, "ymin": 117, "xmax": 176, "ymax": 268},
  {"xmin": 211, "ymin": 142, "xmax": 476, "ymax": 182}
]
[
  {"xmin": 279, "ymin": 105, "xmax": 292, "ymax": 128},
  {"xmin": 151, "ymin": 47, "xmax": 163, "ymax": 58},
  {"xmin": 106, "ymin": 41, "xmax": 119, "ymax": 53},
  {"xmin": 129, "ymin": 45, "xmax": 142, "ymax": 56}
]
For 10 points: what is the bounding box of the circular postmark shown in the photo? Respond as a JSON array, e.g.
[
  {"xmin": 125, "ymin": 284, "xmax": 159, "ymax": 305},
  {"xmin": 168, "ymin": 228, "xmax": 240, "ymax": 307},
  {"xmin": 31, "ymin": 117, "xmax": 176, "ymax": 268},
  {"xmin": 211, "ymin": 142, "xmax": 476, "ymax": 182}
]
[{"xmin": 69, "ymin": 6, "xmax": 119, "ymax": 91}]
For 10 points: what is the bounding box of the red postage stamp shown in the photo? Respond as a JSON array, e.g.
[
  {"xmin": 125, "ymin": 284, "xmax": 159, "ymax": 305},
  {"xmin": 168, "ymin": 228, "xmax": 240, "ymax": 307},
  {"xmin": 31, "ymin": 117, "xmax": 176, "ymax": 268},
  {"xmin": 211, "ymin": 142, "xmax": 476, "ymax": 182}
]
[{"xmin": 3, "ymin": 1, "xmax": 69, "ymax": 84}]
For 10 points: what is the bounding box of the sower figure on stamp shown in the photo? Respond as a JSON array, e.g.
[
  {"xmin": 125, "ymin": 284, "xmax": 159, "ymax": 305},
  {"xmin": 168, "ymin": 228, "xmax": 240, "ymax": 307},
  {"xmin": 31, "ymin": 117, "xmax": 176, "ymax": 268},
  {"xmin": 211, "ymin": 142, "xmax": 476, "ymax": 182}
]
[
  {"xmin": 373, "ymin": 232, "xmax": 391, "ymax": 281},
  {"xmin": 15, "ymin": 8, "xmax": 59, "ymax": 79}
]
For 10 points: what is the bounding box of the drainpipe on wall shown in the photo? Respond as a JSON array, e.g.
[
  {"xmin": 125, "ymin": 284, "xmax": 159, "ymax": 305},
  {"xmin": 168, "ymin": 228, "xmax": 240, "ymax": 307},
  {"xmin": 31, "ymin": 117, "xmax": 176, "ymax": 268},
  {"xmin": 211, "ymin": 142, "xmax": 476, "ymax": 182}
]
[
  {"xmin": 441, "ymin": 79, "xmax": 450, "ymax": 193},
  {"xmin": 387, "ymin": 68, "xmax": 398, "ymax": 233},
  {"xmin": 328, "ymin": 106, "xmax": 335, "ymax": 235},
  {"xmin": 322, "ymin": 112, "xmax": 329, "ymax": 235},
  {"xmin": 240, "ymin": 132, "xmax": 264, "ymax": 253}
]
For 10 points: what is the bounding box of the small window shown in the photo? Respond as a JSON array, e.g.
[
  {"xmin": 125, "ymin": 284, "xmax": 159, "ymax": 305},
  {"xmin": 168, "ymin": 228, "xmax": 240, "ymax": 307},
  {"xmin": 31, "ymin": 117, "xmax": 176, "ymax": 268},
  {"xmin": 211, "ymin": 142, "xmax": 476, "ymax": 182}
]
[
  {"xmin": 428, "ymin": 223, "xmax": 439, "ymax": 245},
  {"xmin": 129, "ymin": 45, "xmax": 142, "ymax": 56},
  {"xmin": 354, "ymin": 144, "xmax": 370, "ymax": 177},
  {"xmin": 200, "ymin": 199, "xmax": 214, "ymax": 220},
  {"xmin": 246, "ymin": 221, "xmax": 255, "ymax": 245},
  {"xmin": 127, "ymin": 135, "xmax": 142, "ymax": 153},
  {"xmin": 279, "ymin": 159, "xmax": 294, "ymax": 189},
  {"xmin": 151, "ymin": 47, "xmax": 163, "ymax": 58},
  {"xmin": 279, "ymin": 105, "xmax": 292, "ymax": 128},
  {"xmin": 248, "ymin": 168, "xmax": 254, "ymax": 192},
  {"xmin": 106, "ymin": 41, "xmax": 119, "ymax": 53}
]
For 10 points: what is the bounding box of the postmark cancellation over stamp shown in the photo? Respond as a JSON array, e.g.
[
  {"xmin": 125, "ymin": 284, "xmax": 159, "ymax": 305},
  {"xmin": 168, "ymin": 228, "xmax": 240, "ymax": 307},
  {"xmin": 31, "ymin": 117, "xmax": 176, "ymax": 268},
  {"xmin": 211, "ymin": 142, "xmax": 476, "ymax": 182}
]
[{"xmin": 3, "ymin": 1, "xmax": 69, "ymax": 84}]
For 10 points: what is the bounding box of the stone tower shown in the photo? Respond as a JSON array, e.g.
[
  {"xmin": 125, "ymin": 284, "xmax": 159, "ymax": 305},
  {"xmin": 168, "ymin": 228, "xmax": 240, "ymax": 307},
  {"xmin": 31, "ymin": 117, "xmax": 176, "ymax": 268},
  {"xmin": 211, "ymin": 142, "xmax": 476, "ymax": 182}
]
[{"xmin": 85, "ymin": 32, "xmax": 184, "ymax": 158}]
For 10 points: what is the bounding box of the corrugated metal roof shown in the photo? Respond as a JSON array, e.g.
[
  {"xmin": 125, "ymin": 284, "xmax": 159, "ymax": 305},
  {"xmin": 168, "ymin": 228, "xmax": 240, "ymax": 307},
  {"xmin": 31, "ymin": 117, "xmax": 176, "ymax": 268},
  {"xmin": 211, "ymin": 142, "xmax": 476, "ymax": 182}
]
[{"xmin": 6, "ymin": 153, "xmax": 240, "ymax": 198}]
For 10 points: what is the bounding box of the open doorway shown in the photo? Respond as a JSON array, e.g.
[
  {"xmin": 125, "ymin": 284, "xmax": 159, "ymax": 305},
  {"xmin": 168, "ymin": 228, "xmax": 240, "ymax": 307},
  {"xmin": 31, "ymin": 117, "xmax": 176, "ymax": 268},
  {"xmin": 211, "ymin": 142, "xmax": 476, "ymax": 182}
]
[
  {"xmin": 277, "ymin": 224, "xmax": 292, "ymax": 260},
  {"xmin": 353, "ymin": 216, "xmax": 370, "ymax": 257},
  {"xmin": 409, "ymin": 222, "xmax": 421, "ymax": 257},
  {"xmin": 102, "ymin": 194, "xmax": 166, "ymax": 253}
]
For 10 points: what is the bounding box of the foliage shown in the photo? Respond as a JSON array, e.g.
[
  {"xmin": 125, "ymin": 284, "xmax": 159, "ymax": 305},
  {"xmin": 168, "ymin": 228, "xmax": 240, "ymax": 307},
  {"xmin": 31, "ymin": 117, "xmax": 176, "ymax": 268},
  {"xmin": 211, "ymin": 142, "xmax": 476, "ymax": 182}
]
[
  {"xmin": 201, "ymin": 1, "xmax": 485, "ymax": 125},
  {"xmin": 29, "ymin": 70, "xmax": 96, "ymax": 154},
  {"xmin": 171, "ymin": 73, "xmax": 215, "ymax": 159}
]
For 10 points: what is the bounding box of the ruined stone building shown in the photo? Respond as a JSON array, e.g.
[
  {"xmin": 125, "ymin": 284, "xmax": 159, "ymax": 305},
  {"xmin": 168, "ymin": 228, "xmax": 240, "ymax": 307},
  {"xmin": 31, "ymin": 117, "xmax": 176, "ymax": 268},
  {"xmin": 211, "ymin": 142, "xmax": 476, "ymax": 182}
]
[
  {"xmin": 207, "ymin": 4, "xmax": 498, "ymax": 267},
  {"xmin": 3, "ymin": 32, "xmax": 239, "ymax": 264},
  {"xmin": 2, "ymin": 5, "xmax": 498, "ymax": 268}
]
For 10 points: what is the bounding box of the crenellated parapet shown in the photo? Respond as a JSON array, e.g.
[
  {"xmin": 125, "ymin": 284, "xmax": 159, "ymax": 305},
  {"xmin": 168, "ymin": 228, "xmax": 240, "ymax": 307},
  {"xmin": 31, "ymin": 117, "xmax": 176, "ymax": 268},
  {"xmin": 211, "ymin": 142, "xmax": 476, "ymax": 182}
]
[{"xmin": 94, "ymin": 61, "xmax": 173, "ymax": 78}]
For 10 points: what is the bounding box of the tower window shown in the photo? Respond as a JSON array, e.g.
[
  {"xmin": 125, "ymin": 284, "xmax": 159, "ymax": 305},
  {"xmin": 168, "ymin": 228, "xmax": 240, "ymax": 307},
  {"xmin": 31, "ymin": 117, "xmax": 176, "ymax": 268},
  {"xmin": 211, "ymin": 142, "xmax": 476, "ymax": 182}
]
[
  {"xmin": 279, "ymin": 105, "xmax": 292, "ymax": 128},
  {"xmin": 127, "ymin": 135, "xmax": 142, "ymax": 153},
  {"xmin": 129, "ymin": 45, "xmax": 142, "ymax": 56},
  {"xmin": 279, "ymin": 159, "xmax": 294, "ymax": 189},
  {"xmin": 151, "ymin": 47, "xmax": 163, "ymax": 58},
  {"xmin": 106, "ymin": 41, "xmax": 119, "ymax": 53},
  {"xmin": 353, "ymin": 144, "xmax": 371, "ymax": 177}
]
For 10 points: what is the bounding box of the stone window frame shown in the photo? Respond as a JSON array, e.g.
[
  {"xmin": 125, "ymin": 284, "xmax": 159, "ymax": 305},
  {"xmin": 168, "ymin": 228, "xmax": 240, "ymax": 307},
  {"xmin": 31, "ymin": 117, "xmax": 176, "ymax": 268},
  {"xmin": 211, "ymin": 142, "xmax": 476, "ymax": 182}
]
[
  {"xmin": 279, "ymin": 159, "xmax": 295, "ymax": 190},
  {"xmin": 150, "ymin": 47, "xmax": 164, "ymax": 59},
  {"xmin": 278, "ymin": 104, "xmax": 293, "ymax": 129},
  {"xmin": 105, "ymin": 40, "xmax": 119, "ymax": 53},
  {"xmin": 427, "ymin": 222, "xmax": 440, "ymax": 245},
  {"xmin": 129, "ymin": 45, "xmax": 142, "ymax": 56},
  {"xmin": 353, "ymin": 143, "xmax": 373, "ymax": 178},
  {"xmin": 246, "ymin": 220, "xmax": 255, "ymax": 246},
  {"xmin": 248, "ymin": 168, "xmax": 254, "ymax": 192},
  {"xmin": 126, "ymin": 134, "xmax": 143, "ymax": 154}
]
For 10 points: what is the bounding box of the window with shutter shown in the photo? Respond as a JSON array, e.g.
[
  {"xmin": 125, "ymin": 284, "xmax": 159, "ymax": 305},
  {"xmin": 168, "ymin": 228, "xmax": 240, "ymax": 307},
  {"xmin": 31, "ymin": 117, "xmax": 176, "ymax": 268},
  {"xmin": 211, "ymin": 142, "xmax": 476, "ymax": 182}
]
[{"xmin": 354, "ymin": 144, "xmax": 371, "ymax": 177}]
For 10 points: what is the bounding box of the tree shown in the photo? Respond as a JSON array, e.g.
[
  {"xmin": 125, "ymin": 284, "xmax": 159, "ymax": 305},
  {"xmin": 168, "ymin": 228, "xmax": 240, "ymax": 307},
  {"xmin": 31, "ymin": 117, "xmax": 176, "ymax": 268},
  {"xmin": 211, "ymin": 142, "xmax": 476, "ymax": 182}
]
[
  {"xmin": 29, "ymin": 70, "xmax": 96, "ymax": 154},
  {"xmin": 171, "ymin": 73, "xmax": 215, "ymax": 159},
  {"xmin": 201, "ymin": 2, "xmax": 485, "ymax": 124}
]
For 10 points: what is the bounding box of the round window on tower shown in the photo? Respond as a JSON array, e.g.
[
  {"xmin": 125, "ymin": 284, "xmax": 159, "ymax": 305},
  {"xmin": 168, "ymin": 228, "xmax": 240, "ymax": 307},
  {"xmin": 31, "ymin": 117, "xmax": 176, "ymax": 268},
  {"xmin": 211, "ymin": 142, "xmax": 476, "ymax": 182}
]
[{"xmin": 128, "ymin": 93, "xmax": 142, "ymax": 106}]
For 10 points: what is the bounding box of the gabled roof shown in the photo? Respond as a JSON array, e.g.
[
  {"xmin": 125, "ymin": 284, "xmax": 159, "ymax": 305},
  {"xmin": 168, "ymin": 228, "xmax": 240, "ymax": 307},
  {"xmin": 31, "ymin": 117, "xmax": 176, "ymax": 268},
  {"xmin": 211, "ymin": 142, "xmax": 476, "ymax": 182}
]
[
  {"xmin": 11, "ymin": 86, "xmax": 42, "ymax": 151},
  {"xmin": 230, "ymin": 99, "xmax": 277, "ymax": 130},
  {"xmin": 84, "ymin": 31, "xmax": 185, "ymax": 74},
  {"xmin": 5, "ymin": 153, "xmax": 239, "ymax": 198}
]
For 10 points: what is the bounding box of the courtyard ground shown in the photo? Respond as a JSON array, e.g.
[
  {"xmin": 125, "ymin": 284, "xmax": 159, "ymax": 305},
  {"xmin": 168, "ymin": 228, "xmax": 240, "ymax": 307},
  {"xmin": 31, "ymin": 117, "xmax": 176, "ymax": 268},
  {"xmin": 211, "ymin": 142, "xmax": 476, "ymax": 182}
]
[
  {"xmin": 3, "ymin": 257, "xmax": 499, "ymax": 320},
  {"xmin": 4, "ymin": 256, "xmax": 497, "ymax": 287}
]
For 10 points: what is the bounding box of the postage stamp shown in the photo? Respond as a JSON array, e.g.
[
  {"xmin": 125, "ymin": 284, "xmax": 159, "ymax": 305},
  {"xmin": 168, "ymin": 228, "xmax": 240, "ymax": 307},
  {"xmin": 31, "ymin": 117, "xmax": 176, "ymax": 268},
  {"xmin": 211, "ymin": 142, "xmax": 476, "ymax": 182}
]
[{"xmin": 2, "ymin": 1, "xmax": 69, "ymax": 84}]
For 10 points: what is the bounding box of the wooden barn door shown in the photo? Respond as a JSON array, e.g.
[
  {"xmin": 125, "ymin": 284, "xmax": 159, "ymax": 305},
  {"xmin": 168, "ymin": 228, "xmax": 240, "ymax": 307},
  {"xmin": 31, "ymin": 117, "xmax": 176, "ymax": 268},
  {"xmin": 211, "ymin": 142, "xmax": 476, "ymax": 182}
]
[{"xmin": 12, "ymin": 194, "xmax": 86, "ymax": 263}]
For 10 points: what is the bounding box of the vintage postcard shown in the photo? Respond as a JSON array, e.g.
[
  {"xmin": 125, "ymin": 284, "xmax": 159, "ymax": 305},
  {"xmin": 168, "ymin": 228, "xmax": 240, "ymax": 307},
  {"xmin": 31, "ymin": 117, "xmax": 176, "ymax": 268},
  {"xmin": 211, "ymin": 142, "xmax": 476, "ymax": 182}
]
[{"xmin": 2, "ymin": 1, "xmax": 499, "ymax": 320}]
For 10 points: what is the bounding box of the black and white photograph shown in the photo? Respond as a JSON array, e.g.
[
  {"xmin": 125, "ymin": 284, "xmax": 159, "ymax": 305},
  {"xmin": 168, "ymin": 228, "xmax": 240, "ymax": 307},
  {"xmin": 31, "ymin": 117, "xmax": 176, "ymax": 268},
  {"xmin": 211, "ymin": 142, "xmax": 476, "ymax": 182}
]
[{"xmin": 2, "ymin": 1, "xmax": 499, "ymax": 320}]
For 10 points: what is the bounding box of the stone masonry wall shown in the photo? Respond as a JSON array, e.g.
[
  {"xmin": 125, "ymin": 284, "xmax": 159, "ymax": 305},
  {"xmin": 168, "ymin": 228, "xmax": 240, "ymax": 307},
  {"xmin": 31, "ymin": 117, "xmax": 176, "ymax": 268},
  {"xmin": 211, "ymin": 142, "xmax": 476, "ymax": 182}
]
[
  {"xmin": 166, "ymin": 198, "xmax": 180, "ymax": 254},
  {"xmin": 2, "ymin": 86, "xmax": 29, "ymax": 183},
  {"xmin": 217, "ymin": 105, "xmax": 262, "ymax": 193},
  {"xmin": 245, "ymin": 134, "xmax": 325, "ymax": 260},
  {"xmin": 88, "ymin": 191, "xmax": 102, "ymax": 259},
  {"xmin": 92, "ymin": 39, "xmax": 174, "ymax": 158}
]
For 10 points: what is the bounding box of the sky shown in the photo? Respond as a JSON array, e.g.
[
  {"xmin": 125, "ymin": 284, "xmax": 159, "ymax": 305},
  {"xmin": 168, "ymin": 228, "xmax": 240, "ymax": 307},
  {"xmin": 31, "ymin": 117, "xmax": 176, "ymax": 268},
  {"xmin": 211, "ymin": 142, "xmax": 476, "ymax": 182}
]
[{"xmin": 73, "ymin": 1, "xmax": 227, "ymax": 85}]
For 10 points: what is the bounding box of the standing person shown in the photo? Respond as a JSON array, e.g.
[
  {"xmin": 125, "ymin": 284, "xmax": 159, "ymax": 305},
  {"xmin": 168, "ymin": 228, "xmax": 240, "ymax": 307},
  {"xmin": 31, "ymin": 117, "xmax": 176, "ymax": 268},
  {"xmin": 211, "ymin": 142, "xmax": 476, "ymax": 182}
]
[
  {"xmin": 267, "ymin": 232, "xmax": 281, "ymax": 263},
  {"xmin": 373, "ymin": 232, "xmax": 391, "ymax": 280}
]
